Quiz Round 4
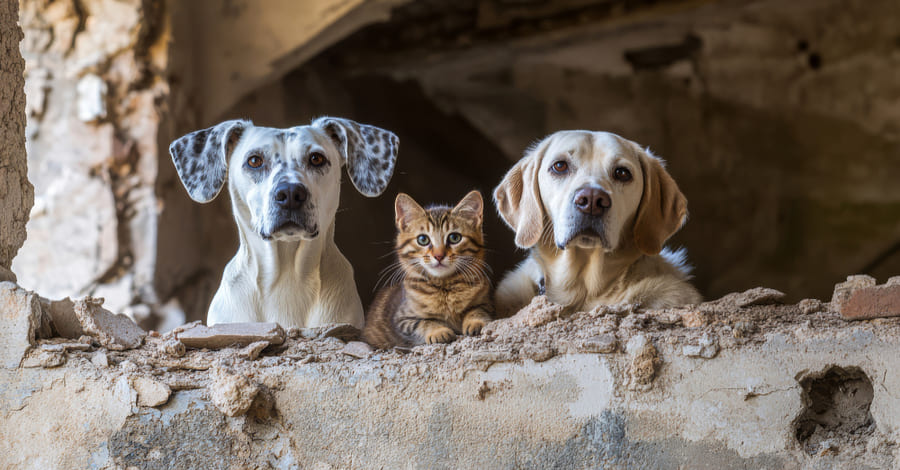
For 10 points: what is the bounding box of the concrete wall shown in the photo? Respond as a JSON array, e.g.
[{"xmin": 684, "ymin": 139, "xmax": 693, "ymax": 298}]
[
  {"xmin": 1, "ymin": 293, "xmax": 898, "ymax": 469},
  {"xmin": 0, "ymin": 0, "xmax": 32, "ymax": 273}
]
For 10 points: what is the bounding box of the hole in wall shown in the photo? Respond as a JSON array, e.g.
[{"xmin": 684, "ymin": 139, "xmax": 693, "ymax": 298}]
[{"xmin": 794, "ymin": 366, "xmax": 875, "ymax": 456}]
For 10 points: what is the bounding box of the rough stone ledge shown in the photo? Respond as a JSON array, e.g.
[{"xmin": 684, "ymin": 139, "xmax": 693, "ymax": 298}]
[{"xmin": 2, "ymin": 282, "xmax": 900, "ymax": 468}]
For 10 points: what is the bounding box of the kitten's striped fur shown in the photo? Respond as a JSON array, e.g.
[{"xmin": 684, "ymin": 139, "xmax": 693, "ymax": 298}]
[{"xmin": 363, "ymin": 190, "xmax": 493, "ymax": 349}]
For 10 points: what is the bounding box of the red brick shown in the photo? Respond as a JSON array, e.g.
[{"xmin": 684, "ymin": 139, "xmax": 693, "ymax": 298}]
[{"xmin": 840, "ymin": 284, "xmax": 900, "ymax": 320}]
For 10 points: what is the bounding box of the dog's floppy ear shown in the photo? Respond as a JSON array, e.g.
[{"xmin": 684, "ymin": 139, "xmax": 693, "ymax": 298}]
[
  {"xmin": 633, "ymin": 148, "xmax": 688, "ymax": 255},
  {"xmin": 493, "ymin": 137, "xmax": 551, "ymax": 248},
  {"xmin": 313, "ymin": 117, "xmax": 399, "ymax": 197},
  {"xmin": 169, "ymin": 119, "xmax": 250, "ymax": 203}
]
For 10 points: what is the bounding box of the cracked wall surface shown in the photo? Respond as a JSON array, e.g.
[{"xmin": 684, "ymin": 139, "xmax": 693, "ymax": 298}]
[
  {"xmin": 2, "ymin": 288, "xmax": 900, "ymax": 469},
  {"xmin": 0, "ymin": 0, "xmax": 32, "ymax": 273}
]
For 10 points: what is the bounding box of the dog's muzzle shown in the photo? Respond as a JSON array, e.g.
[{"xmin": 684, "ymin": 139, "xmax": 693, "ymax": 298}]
[
  {"xmin": 573, "ymin": 185, "xmax": 611, "ymax": 217},
  {"xmin": 261, "ymin": 182, "xmax": 318, "ymax": 240},
  {"xmin": 274, "ymin": 182, "xmax": 308, "ymax": 210},
  {"xmin": 558, "ymin": 185, "xmax": 611, "ymax": 249}
]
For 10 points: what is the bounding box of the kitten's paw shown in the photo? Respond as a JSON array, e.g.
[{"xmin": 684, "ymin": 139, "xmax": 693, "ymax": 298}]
[
  {"xmin": 462, "ymin": 317, "xmax": 486, "ymax": 336},
  {"xmin": 425, "ymin": 326, "xmax": 456, "ymax": 344}
]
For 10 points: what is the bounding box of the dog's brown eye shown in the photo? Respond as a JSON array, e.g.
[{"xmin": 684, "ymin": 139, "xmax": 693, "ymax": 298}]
[
  {"xmin": 309, "ymin": 152, "xmax": 326, "ymax": 167},
  {"xmin": 551, "ymin": 161, "xmax": 569, "ymax": 174},
  {"xmin": 247, "ymin": 155, "xmax": 264, "ymax": 168},
  {"xmin": 614, "ymin": 167, "xmax": 632, "ymax": 182}
]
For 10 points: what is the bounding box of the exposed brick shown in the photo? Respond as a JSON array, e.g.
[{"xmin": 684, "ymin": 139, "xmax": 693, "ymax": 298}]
[{"xmin": 839, "ymin": 284, "xmax": 900, "ymax": 320}]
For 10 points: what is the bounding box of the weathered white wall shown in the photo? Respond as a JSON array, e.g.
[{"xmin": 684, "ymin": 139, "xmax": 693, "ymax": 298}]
[
  {"xmin": 0, "ymin": 293, "xmax": 897, "ymax": 469},
  {"xmin": 0, "ymin": 0, "xmax": 32, "ymax": 274}
]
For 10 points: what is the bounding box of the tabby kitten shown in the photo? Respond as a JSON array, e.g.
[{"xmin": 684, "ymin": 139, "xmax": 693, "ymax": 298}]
[{"xmin": 363, "ymin": 190, "xmax": 493, "ymax": 349}]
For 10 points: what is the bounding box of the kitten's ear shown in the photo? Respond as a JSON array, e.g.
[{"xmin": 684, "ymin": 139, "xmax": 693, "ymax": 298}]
[
  {"xmin": 395, "ymin": 193, "xmax": 426, "ymax": 230},
  {"xmin": 452, "ymin": 190, "xmax": 483, "ymax": 225}
]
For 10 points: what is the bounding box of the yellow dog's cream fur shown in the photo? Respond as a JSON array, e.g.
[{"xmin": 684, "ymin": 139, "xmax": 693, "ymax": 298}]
[{"xmin": 494, "ymin": 130, "xmax": 701, "ymax": 316}]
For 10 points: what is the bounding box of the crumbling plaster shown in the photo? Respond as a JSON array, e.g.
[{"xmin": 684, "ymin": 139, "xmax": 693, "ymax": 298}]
[
  {"xmin": 1, "ymin": 289, "xmax": 899, "ymax": 469},
  {"xmin": 14, "ymin": 0, "xmax": 169, "ymax": 318},
  {"xmin": 0, "ymin": 0, "xmax": 32, "ymax": 274}
]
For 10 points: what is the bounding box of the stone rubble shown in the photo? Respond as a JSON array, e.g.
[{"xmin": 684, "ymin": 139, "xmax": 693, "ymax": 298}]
[
  {"xmin": 712, "ymin": 287, "xmax": 787, "ymax": 308},
  {"xmin": 208, "ymin": 365, "xmax": 259, "ymax": 417},
  {"xmin": 342, "ymin": 341, "xmax": 374, "ymax": 359},
  {"xmin": 176, "ymin": 322, "xmax": 285, "ymax": 349},
  {"xmin": 132, "ymin": 376, "xmax": 172, "ymax": 407},
  {"xmin": 74, "ymin": 297, "xmax": 145, "ymax": 350}
]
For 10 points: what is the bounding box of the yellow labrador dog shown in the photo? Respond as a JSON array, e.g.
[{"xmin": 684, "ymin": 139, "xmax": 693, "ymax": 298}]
[{"xmin": 493, "ymin": 130, "xmax": 702, "ymax": 316}]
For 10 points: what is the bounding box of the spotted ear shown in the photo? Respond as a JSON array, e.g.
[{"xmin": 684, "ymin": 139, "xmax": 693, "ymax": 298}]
[
  {"xmin": 493, "ymin": 137, "xmax": 552, "ymax": 249},
  {"xmin": 633, "ymin": 147, "xmax": 688, "ymax": 255},
  {"xmin": 313, "ymin": 117, "xmax": 399, "ymax": 197},
  {"xmin": 169, "ymin": 120, "xmax": 250, "ymax": 203}
]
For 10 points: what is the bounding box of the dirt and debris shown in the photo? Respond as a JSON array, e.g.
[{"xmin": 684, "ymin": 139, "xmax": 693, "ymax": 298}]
[
  {"xmin": 626, "ymin": 334, "xmax": 659, "ymax": 390},
  {"xmin": 9, "ymin": 276, "xmax": 900, "ymax": 426}
]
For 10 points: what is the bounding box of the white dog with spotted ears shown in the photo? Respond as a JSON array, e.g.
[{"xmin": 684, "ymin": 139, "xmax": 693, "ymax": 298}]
[{"xmin": 169, "ymin": 117, "xmax": 399, "ymax": 328}]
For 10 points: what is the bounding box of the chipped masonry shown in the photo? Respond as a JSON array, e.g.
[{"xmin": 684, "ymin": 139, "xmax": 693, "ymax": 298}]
[{"xmin": 2, "ymin": 280, "xmax": 900, "ymax": 468}]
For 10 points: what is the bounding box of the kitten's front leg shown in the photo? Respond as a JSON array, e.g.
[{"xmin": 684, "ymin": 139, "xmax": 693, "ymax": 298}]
[
  {"xmin": 462, "ymin": 304, "xmax": 493, "ymax": 336},
  {"xmin": 396, "ymin": 316, "xmax": 456, "ymax": 344}
]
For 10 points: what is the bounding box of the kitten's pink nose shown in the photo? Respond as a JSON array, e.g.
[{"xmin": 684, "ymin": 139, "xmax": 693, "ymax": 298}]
[{"xmin": 433, "ymin": 252, "xmax": 445, "ymax": 262}]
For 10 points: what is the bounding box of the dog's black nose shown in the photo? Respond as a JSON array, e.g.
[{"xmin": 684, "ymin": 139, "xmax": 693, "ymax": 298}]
[
  {"xmin": 274, "ymin": 183, "xmax": 308, "ymax": 209},
  {"xmin": 574, "ymin": 186, "xmax": 611, "ymax": 216}
]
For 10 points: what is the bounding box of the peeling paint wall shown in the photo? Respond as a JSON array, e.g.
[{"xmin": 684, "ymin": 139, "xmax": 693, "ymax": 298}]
[{"xmin": 0, "ymin": 0, "xmax": 32, "ymax": 273}]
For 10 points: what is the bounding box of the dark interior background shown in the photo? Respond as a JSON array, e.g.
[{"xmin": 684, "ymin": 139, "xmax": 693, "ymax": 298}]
[{"xmin": 156, "ymin": 0, "xmax": 900, "ymax": 323}]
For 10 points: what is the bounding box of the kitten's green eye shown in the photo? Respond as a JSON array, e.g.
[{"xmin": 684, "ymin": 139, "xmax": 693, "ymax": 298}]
[
  {"xmin": 447, "ymin": 233, "xmax": 462, "ymax": 244},
  {"xmin": 416, "ymin": 234, "xmax": 430, "ymax": 246}
]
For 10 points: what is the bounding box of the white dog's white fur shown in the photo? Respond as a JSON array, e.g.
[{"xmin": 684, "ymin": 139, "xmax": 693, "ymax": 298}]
[
  {"xmin": 169, "ymin": 117, "xmax": 398, "ymax": 328},
  {"xmin": 494, "ymin": 130, "xmax": 701, "ymax": 316}
]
